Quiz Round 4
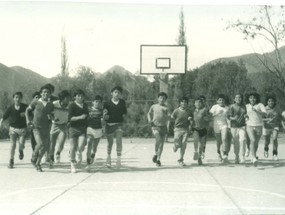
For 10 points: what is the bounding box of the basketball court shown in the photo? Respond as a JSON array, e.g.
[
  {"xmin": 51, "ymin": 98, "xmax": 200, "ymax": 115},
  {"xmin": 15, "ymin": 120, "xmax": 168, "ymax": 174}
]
[{"xmin": 0, "ymin": 135, "xmax": 285, "ymax": 215}]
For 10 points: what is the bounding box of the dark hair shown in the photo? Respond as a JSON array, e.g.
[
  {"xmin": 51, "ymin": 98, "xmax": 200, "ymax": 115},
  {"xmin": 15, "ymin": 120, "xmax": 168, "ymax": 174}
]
[
  {"xmin": 73, "ymin": 89, "xmax": 85, "ymax": 98},
  {"xmin": 44, "ymin": 83, "xmax": 55, "ymax": 93},
  {"xmin": 245, "ymin": 92, "xmax": 261, "ymax": 104},
  {"xmin": 194, "ymin": 97, "xmax": 203, "ymax": 102},
  {"xmin": 265, "ymin": 95, "xmax": 277, "ymax": 107},
  {"xmin": 179, "ymin": 96, "xmax": 188, "ymax": 104},
  {"xmin": 111, "ymin": 86, "xmax": 123, "ymax": 93},
  {"xmin": 32, "ymin": 91, "xmax": 41, "ymax": 99},
  {"xmin": 40, "ymin": 85, "xmax": 51, "ymax": 94},
  {"xmin": 158, "ymin": 92, "xmax": 168, "ymax": 99},
  {"xmin": 217, "ymin": 94, "xmax": 226, "ymax": 100},
  {"xmin": 234, "ymin": 93, "xmax": 244, "ymax": 105},
  {"xmin": 58, "ymin": 90, "xmax": 71, "ymax": 101},
  {"xmin": 94, "ymin": 95, "xmax": 103, "ymax": 101},
  {"xmin": 13, "ymin": 92, "xmax": 23, "ymax": 99}
]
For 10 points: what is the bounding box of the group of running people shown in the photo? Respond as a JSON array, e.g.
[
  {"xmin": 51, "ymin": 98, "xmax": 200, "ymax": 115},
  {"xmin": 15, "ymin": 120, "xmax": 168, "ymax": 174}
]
[{"xmin": 0, "ymin": 83, "xmax": 283, "ymax": 173}]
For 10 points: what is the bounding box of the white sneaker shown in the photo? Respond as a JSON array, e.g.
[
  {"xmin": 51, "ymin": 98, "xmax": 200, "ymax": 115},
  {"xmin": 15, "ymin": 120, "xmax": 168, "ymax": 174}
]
[
  {"xmin": 252, "ymin": 158, "xmax": 258, "ymax": 167},
  {"xmin": 201, "ymin": 152, "xmax": 205, "ymax": 159},
  {"xmin": 240, "ymin": 156, "xmax": 246, "ymax": 164},
  {"xmin": 245, "ymin": 149, "xmax": 250, "ymax": 157},
  {"xmin": 106, "ymin": 155, "xmax": 111, "ymax": 168},
  {"xmin": 55, "ymin": 154, "xmax": 60, "ymax": 163},
  {"xmin": 77, "ymin": 151, "xmax": 82, "ymax": 164},
  {"xmin": 116, "ymin": 156, "xmax": 121, "ymax": 169},
  {"xmin": 71, "ymin": 163, "xmax": 76, "ymax": 173},
  {"xmin": 273, "ymin": 155, "xmax": 279, "ymax": 161},
  {"xmin": 264, "ymin": 151, "xmax": 269, "ymax": 158}
]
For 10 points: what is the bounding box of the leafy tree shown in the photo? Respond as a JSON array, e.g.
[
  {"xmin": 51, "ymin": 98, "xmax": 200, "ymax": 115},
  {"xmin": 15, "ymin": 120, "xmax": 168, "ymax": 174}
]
[{"xmin": 228, "ymin": 5, "xmax": 285, "ymax": 92}]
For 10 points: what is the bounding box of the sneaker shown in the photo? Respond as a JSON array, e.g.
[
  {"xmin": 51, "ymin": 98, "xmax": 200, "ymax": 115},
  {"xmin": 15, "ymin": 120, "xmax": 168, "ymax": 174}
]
[
  {"xmin": 152, "ymin": 155, "xmax": 157, "ymax": 163},
  {"xmin": 222, "ymin": 155, "xmax": 229, "ymax": 164},
  {"xmin": 55, "ymin": 153, "xmax": 60, "ymax": 163},
  {"xmin": 36, "ymin": 164, "xmax": 43, "ymax": 172},
  {"xmin": 7, "ymin": 159, "xmax": 14, "ymax": 169},
  {"xmin": 85, "ymin": 164, "xmax": 91, "ymax": 172},
  {"xmin": 193, "ymin": 152, "xmax": 199, "ymax": 160},
  {"xmin": 106, "ymin": 155, "xmax": 111, "ymax": 168},
  {"xmin": 240, "ymin": 156, "xmax": 246, "ymax": 164},
  {"xmin": 19, "ymin": 150, "xmax": 24, "ymax": 160},
  {"xmin": 273, "ymin": 155, "xmax": 279, "ymax": 161},
  {"xmin": 178, "ymin": 159, "xmax": 186, "ymax": 167},
  {"xmin": 198, "ymin": 157, "xmax": 203, "ymax": 165},
  {"xmin": 264, "ymin": 150, "xmax": 269, "ymax": 158},
  {"xmin": 156, "ymin": 160, "xmax": 161, "ymax": 167},
  {"xmin": 77, "ymin": 151, "xmax": 82, "ymax": 164},
  {"xmin": 201, "ymin": 152, "xmax": 205, "ymax": 159},
  {"xmin": 116, "ymin": 156, "xmax": 121, "ymax": 169},
  {"xmin": 173, "ymin": 144, "xmax": 179, "ymax": 152},
  {"xmin": 235, "ymin": 156, "xmax": 240, "ymax": 164},
  {"xmin": 71, "ymin": 162, "xmax": 76, "ymax": 173},
  {"xmin": 252, "ymin": 158, "xmax": 258, "ymax": 167},
  {"xmin": 217, "ymin": 153, "xmax": 223, "ymax": 162},
  {"xmin": 245, "ymin": 149, "xmax": 250, "ymax": 157},
  {"xmin": 90, "ymin": 153, "xmax": 95, "ymax": 164}
]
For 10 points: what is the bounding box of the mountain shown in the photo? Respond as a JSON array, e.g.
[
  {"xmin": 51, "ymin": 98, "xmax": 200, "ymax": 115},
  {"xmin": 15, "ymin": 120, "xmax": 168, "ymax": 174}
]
[
  {"xmin": 204, "ymin": 46, "xmax": 285, "ymax": 73},
  {"xmin": 0, "ymin": 63, "xmax": 49, "ymax": 102}
]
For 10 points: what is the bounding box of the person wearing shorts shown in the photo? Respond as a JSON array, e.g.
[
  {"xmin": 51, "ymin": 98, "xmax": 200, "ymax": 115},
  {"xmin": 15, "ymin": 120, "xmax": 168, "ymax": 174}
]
[
  {"xmin": 263, "ymin": 96, "xmax": 281, "ymax": 161},
  {"xmin": 147, "ymin": 92, "xmax": 170, "ymax": 167},
  {"xmin": 209, "ymin": 94, "xmax": 230, "ymax": 163},
  {"xmin": 171, "ymin": 97, "xmax": 192, "ymax": 167},
  {"xmin": 49, "ymin": 90, "xmax": 71, "ymax": 165},
  {"xmin": 86, "ymin": 95, "xmax": 107, "ymax": 171},
  {"xmin": 192, "ymin": 97, "xmax": 210, "ymax": 165}
]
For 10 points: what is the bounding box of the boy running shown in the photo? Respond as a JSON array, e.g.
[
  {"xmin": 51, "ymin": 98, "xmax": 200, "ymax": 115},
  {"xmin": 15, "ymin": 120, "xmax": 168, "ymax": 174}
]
[
  {"xmin": 49, "ymin": 90, "xmax": 71, "ymax": 165},
  {"xmin": 228, "ymin": 94, "xmax": 247, "ymax": 164},
  {"xmin": 192, "ymin": 97, "xmax": 210, "ymax": 165},
  {"xmin": 147, "ymin": 92, "xmax": 170, "ymax": 167},
  {"xmin": 103, "ymin": 86, "xmax": 127, "ymax": 169},
  {"xmin": 25, "ymin": 86, "xmax": 54, "ymax": 172},
  {"xmin": 209, "ymin": 94, "xmax": 230, "ymax": 163},
  {"xmin": 263, "ymin": 96, "xmax": 281, "ymax": 161},
  {"xmin": 86, "ymin": 95, "xmax": 107, "ymax": 171},
  {"xmin": 0, "ymin": 92, "xmax": 28, "ymax": 168},
  {"xmin": 68, "ymin": 89, "xmax": 89, "ymax": 173},
  {"xmin": 171, "ymin": 97, "xmax": 192, "ymax": 167}
]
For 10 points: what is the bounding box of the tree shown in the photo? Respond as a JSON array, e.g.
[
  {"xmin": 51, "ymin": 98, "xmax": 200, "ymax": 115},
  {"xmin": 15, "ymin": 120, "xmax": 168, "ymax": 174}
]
[
  {"xmin": 228, "ymin": 5, "xmax": 285, "ymax": 92},
  {"xmin": 175, "ymin": 7, "xmax": 188, "ymax": 99}
]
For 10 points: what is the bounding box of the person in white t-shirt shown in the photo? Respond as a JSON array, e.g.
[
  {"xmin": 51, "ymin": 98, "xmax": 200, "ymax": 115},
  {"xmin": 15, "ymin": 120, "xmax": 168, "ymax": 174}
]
[
  {"xmin": 245, "ymin": 92, "xmax": 266, "ymax": 167},
  {"xmin": 209, "ymin": 94, "xmax": 229, "ymax": 163}
]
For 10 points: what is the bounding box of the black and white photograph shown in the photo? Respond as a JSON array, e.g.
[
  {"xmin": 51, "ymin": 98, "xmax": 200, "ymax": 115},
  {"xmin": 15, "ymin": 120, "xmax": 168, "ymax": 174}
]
[{"xmin": 0, "ymin": 0, "xmax": 285, "ymax": 214}]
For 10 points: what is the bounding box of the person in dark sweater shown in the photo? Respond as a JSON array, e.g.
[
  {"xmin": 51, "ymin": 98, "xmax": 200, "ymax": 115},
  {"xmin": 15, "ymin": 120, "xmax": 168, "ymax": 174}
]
[
  {"xmin": 68, "ymin": 89, "xmax": 89, "ymax": 173},
  {"xmin": 85, "ymin": 95, "xmax": 107, "ymax": 171},
  {"xmin": 25, "ymin": 86, "xmax": 54, "ymax": 172},
  {"xmin": 0, "ymin": 92, "xmax": 28, "ymax": 168},
  {"xmin": 103, "ymin": 86, "xmax": 127, "ymax": 169}
]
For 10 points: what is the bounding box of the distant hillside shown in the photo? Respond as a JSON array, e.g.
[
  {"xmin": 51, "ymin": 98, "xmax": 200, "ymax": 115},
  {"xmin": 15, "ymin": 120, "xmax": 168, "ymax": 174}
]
[
  {"xmin": 204, "ymin": 46, "xmax": 285, "ymax": 73},
  {"xmin": 0, "ymin": 63, "xmax": 49, "ymax": 103}
]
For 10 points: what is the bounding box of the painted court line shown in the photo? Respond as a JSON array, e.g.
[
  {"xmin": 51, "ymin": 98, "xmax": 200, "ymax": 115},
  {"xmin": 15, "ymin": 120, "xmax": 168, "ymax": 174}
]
[{"xmin": 1, "ymin": 181, "xmax": 284, "ymax": 200}]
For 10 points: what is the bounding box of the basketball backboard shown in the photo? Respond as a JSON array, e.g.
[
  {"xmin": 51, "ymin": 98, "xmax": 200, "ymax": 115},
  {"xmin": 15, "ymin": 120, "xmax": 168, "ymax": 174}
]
[{"xmin": 140, "ymin": 45, "xmax": 187, "ymax": 75}]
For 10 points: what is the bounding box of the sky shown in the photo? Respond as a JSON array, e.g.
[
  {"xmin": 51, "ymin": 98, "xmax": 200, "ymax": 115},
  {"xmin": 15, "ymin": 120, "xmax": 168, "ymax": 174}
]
[{"xmin": 0, "ymin": 0, "xmax": 284, "ymax": 78}]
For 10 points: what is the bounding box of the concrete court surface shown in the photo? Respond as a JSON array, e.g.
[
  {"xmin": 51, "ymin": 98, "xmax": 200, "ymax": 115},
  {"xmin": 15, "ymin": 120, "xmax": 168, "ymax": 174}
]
[{"xmin": 0, "ymin": 135, "xmax": 285, "ymax": 215}]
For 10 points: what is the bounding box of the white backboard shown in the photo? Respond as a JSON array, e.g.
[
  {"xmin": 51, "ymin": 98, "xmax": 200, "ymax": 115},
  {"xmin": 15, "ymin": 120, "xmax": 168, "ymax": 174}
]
[{"xmin": 140, "ymin": 45, "xmax": 187, "ymax": 74}]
